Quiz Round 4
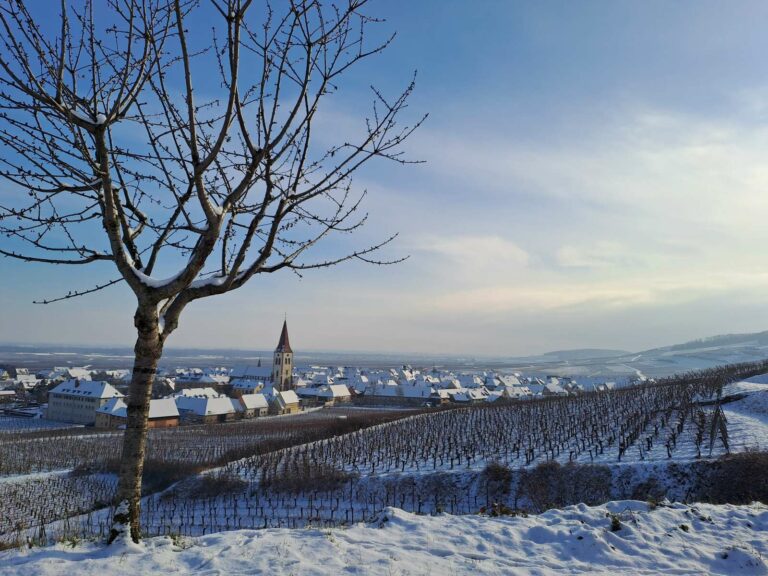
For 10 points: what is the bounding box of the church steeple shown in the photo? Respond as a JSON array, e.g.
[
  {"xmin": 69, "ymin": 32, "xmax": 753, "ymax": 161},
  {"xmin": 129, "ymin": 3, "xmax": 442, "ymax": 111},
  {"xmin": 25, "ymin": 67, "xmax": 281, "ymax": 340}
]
[
  {"xmin": 272, "ymin": 320, "xmax": 294, "ymax": 391},
  {"xmin": 276, "ymin": 319, "xmax": 292, "ymax": 353}
]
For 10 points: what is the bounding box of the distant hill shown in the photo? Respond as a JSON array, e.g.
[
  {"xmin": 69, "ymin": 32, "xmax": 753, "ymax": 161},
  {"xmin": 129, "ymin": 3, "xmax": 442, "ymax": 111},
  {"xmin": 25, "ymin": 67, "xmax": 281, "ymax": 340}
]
[
  {"xmin": 538, "ymin": 349, "xmax": 631, "ymax": 361},
  {"xmin": 497, "ymin": 330, "xmax": 768, "ymax": 379},
  {"xmin": 639, "ymin": 331, "xmax": 768, "ymax": 355}
]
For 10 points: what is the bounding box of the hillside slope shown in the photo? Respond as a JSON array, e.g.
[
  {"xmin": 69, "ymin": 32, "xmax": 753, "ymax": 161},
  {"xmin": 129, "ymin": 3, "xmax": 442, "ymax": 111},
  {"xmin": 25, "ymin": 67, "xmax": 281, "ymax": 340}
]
[{"xmin": 2, "ymin": 501, "xmax": 766, "ymax": 575}]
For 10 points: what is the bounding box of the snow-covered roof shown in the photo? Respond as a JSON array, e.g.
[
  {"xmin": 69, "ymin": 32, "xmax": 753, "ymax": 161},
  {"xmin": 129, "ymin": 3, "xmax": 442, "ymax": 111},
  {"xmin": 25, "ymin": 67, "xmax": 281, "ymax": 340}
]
[
  {"xmin": 312, "ymin": 373, "xmax": 335, "ymax": 385},
  {"xmin": 232, "ymin": 380, "xmax": 265, "ymax": 391},
  {"xmin": 231, "ymin": 365, "xmax": 273, "ymax": 380},
  {"xmin": 275, "ymin": 320, "xmax": 293, "ymax": 353},
  {"xmin": 97, "ymin": 398, "xmax": 179, "ymax": 419},
  {"xmin": 14, "ymin": 374, "xmax": 39, "ymax": 389},
  {"xmin": 499, "ymin": 374, "xmax": 521, "ymax": 386},
  {"xmin": 148, "ymin": 398, "xmax": 180, "ymax": 418},
  {"xmin": 363, "ymin": 380, "xmax": 400, "ymax": 397},
  {"xmin": 171, "ymin": 387, "xmax": 220, "ymax": 399},
  {"xmin": 175, "ymin": 396, "xmax": 238, "ymax": 416},
  {"xmin": 64, "ymin": 367, "xmax": 92, "ymax": 380},
  {"xmin": 437, "ymin": 379, "xmax": 462, "ymax": 390},
  {"xmin": 96, "ymin": 397, "xmax": 124, "ymax": 415},
  {"xmin": 176, "ymin": 373, "xmax": 220, "ymax": 384},
  {"xmin": 50, "ymin": 379, "xmax": 123, "ymax": 399},
  {"xmin": 317, "ymin": 384, "xmax": 351, "ymax": 398},
  {"xmin": 505, "ymin": 386, "xmax": 532, "ymax": 398},
  {"xmin": 399, "ymin": 382, "xmax": 434, "ymax": 398},
  {"xmin": 458, "ymin": 374, "xmax": 484, "ymax": 388},
  {"xmin": 240, "ymin": 393, "xmax": 268, "ymax": 410},
  {"xmin": 274, "ymin": 390, "xmax": 300, "ymax": 405},
  {"xmin": 544, "ymin": 382, "xmax": 567, "ymax": 395},
  {"xmin": 454, "ymin": 389, "xmax": 488, "ymax": 402}
]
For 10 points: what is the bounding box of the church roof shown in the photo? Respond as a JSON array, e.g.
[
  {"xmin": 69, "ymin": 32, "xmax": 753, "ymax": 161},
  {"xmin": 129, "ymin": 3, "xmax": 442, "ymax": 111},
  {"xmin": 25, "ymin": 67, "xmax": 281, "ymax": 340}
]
[{"xmin": 275, "ymin": 320, "xmax": 292, "ymax": 353}]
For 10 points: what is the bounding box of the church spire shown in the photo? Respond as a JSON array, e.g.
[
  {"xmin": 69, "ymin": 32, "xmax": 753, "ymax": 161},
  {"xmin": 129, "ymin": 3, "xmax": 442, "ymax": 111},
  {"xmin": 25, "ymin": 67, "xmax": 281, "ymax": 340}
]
[
  {"xmin": 276, "ymin": 319, "xmax": 292, "ymax": 353},
  {"xmin": 272, "ymin": 320, "xmax": 294, "ymax": 391}
]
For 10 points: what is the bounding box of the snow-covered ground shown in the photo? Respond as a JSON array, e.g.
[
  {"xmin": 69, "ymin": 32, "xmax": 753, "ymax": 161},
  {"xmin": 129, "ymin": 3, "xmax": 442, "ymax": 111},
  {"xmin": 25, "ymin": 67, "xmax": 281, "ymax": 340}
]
[
  {"xmin": 4, "ymin": 378, "xmax": 768, "ymax": 551},
  {"xmin": 722, "ymin": 381, "xmax": 768, "ymax": 452},
  {"xmin": 0, "ymin": 415, "xmax": 79, "ymax": 434},
  {"xmin": 1, "ymin": 501, "xmax": 766, "ymax": 575}
]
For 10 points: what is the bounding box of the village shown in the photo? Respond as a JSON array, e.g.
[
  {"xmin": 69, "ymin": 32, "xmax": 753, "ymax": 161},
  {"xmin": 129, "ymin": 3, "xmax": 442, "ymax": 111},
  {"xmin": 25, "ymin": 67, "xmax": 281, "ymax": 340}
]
[{"xmin": 0, "ymin": 321, "xmax": 635, "ymax": 430}]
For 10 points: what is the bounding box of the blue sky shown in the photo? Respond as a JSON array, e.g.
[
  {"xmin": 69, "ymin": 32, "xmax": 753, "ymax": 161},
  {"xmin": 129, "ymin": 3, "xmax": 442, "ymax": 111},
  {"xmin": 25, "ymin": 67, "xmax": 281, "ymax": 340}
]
[{"xmin": 4, "ymin": 1, "xmax": 768, "ymax": 356}]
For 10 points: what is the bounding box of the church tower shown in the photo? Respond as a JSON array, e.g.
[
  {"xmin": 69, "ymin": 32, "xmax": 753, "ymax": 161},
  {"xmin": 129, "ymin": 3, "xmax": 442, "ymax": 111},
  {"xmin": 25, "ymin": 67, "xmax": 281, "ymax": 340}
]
[{"xmin": 272, "ymin": 320, "xmax": 293, "ymax": 391}]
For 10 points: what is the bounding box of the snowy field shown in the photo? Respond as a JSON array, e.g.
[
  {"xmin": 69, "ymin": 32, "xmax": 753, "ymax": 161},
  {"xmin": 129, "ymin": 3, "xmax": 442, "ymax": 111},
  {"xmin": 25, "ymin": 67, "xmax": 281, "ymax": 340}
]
[
  {"xmin": 1, "ymin": 501, "xmax": 766, "ymax": 575},
  {"xmin": 0, "ymin": 415, "xmax": 80, "ymax": 434}
]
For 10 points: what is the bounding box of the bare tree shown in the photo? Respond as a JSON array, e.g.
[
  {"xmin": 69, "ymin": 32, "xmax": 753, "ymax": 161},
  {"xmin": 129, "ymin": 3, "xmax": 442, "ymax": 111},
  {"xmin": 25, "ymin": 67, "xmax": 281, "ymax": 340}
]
[{"xmin": 0, "ymin": 0, "xmax": 423, "ymax": 543}]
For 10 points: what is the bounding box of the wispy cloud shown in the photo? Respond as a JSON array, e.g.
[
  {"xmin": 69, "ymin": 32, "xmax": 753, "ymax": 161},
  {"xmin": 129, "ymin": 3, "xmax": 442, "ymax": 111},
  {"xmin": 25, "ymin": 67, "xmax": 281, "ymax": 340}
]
[{"xmin": 416, "ymin": 235, "xmax": 529, "ymax": 275}]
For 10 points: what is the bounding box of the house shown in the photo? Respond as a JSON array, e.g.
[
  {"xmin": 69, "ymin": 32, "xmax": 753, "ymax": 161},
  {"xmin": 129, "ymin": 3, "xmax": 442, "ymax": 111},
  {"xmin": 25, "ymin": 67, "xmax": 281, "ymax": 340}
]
[
  {"xmin": 231, "ymin": 379, "xmax": 267, "ymax": 397},
  {"xmin": 175, "ymin": 395, "xmax": 239, "ymax": 424},
  {"xmin": 347, "ymin": 373, "xmax": 370, "ymax": 394},
  {"xmin": 269, "ymin": 389, "xmax": 300, "ymax": 415},
  {"xmin": 499, "ymin": 374, "xmax": 522, "ymax": 387},
  {"xmin": 174, "ymin": 369, "xmax": 230, "ymax": 392},
  {"xmin": 316, "ymin": 384, "xmax": 352, "ymax": 404},
  {"xmin": 453, "ymin": 389, "xmax": 488, "ymax": 404},
  {"xmin": 296, "ymin": 383, "xmax": 351, "ymax": 406},
  {"xmin": 311, "ymin": 373, "xmax": 335, "ymax": 387},
  {"xmin": 503, "ymin": 385, "xmax": 532, "ymax": 399},
  {"xmin": 46, "ymin": 379, "xmax": 123, "ymax": 424},
  {"xmin": 238, "ymin": 393, "xmax": 269, "ymax": 418},
  {"xmin": 437, "ymin": 378, "xmax": 462, "ymax": 391},
  {"xmin": 14, "ymin": 373, "xmax": 39, "ymax": 391},
  {"xmin": 95, "ymin": 398, "xmax": 180, "ymax": 428},
  {"xmin": 458, "ymin": 374, "xmax": 485, "ymax": 389},
  {"xmin": 39, "ymin": 367, "xmax": 92, "ymax": 382},
  {"xmin": 398, "ymin": 381, "xmax": 435, "ymax": 400},
  {"xmin": 592, "ymin": 381, "xmax": 616, "ymax": 393},
  {"xmin": 542, "ymin": 381, "xmax": 568, "ymax": 396},
  {"xmin": 358, "ymin": 379, "xmax": 438, "ymax": 407}
]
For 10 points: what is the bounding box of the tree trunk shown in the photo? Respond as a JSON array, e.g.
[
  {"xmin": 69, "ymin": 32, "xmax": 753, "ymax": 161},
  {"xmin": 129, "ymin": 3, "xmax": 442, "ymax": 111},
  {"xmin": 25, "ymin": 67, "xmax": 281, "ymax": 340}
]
[{"xmin": 108, "ymin": 305, "xmax": 163, "ymax": 544}]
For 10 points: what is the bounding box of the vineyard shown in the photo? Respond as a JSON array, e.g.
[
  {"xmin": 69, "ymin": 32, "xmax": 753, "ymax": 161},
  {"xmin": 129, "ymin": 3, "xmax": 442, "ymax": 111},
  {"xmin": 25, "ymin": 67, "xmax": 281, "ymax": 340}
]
[
  {"xmin": 1, "ymin": 360, "xmax": 767, "ymax": 546},
  {"xmin": 0, "ymin": 408, "xmax": 419, "ymax": 476}
]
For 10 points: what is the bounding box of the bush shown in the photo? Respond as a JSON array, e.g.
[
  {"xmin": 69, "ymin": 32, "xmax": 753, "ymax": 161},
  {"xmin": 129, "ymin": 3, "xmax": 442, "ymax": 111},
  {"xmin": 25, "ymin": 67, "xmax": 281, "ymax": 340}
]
[
  {"xmin": 609, "ymin": 513, "xmax": 622, "ymax": 532},
  {"xmin": 177, "ymin": 471, "xmax": 249, "ymax": 499},
  {"xmin": 697, "ymin": 451, "xmax": 768, "ymax": 504},
  {"xmin": 518, "ymin": 461, "xmax": 566, "ymax": 512},
  {"xmin": 482, "ymin": 461, "xmax": 513, "ymax": 507},
  {"xmin": 261, "ymin": 461, "xmax": 358, "ymax": 493},
  {"xmin": 483, "ymin": 461, "xmax": 513, "ymax": 484},
  {"xmin": 630, "ymin": 476, "xmax": 666, "ymax": 502},
  {"xmin": 71, "ymin": 457, "xmax": 206, "ymax": 494},
  {"xmin": 518, "ymin": 461, "xmax": 612, "ymax": 513}
]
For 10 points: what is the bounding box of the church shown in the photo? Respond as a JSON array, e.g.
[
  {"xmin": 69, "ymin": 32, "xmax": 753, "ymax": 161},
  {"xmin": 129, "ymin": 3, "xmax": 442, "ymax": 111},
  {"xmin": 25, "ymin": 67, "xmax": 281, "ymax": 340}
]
[
  {"xmin": 271, "ymin": 320, "xmax": 293, "ymax": 391},
  {"xmin": 230, "ymin": 320, "xmax": 295, "ymax": 392}
]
